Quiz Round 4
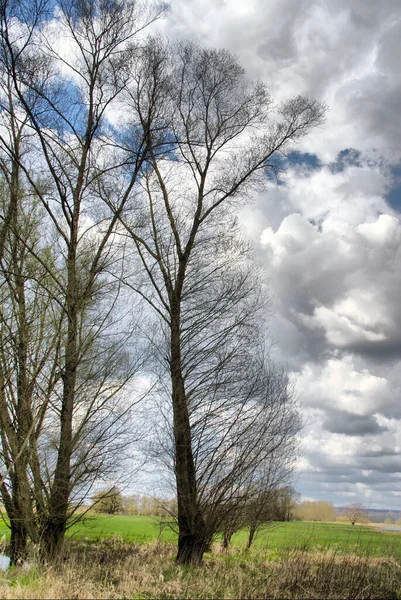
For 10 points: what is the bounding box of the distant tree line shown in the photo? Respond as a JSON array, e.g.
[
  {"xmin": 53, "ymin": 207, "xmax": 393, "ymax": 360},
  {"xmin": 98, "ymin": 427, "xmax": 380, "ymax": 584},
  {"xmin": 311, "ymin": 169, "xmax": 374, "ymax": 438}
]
[
  {"xmin": 295, "ymin": 501, "xmax": 337, "ymax": 522},
  {"xmin": 90, "ymin": 489, "xmax": 177, "ymax": 517}
]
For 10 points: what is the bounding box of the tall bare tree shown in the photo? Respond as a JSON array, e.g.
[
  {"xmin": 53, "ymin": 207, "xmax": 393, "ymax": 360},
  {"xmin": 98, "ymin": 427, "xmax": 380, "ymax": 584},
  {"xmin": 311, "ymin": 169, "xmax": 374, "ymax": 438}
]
[
  {"xmin": 113, "ymin": 39, "xmax": 325, "ymax": 565},
  {"xmin": 0, "ymin": 187, "xmax": 63, "ymax": 562},
  {"xmin": 0, "ymin": 0, "xmax": 163, "ymax": 558},
  {"xmin": 0, "ymin": 31, "xmax": 63, "ymax": 561}
]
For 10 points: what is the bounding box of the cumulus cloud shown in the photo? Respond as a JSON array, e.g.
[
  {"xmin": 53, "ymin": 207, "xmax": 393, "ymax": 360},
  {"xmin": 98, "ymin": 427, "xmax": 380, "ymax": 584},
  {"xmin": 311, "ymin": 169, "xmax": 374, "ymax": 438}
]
[
  {"xmin": 255, "ymin": 166, "xmax": 401, "ymax": 504},
  {"xmin": 297, "ymin": 356, "xmax": 392, "ymax": 417},
  {"xmin": 259, "ymin": 205, "xmax": 401, "ymax": 364}
]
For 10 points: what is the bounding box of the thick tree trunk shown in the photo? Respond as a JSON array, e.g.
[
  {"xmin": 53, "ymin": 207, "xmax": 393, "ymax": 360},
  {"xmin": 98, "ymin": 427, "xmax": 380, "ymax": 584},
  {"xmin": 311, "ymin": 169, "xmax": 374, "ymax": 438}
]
[
  {"xmin": 9, "ymin": 520, "xmax": 28, "ymax": 565},
  {"xmin": 39, "ymin": 353, "xmax": 76, "ymax": 559},
  {"xmin": 39, "ymin": 245, "xmax": 78, "ymax": 561},
  {"xmin": 170, "ymin": 304, "xmax": 207, "ymax": 565},
  {"xmin": 39, "ymin": 518, "xmax": 66, "ymax": 561},
  {"xmin": 6, "ymin": 473, "xmax": 32, "ymax": 565},
  {"xmin": 177, "ymin": 526, "xmax": 208, "ymax": 566}
]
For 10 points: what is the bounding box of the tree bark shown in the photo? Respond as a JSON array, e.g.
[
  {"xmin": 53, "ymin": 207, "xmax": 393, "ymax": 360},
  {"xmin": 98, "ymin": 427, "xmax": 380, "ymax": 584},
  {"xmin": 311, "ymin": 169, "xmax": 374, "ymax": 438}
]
[
  {"xmin": 246, "ymin": 525, "xmax": 256, "ymax": 550},
  {"xmin": 170, "ymin": 303, "xmax": 207, "ymax": 565},
  {"xmin": 39, "ymin": 241, "xmax": 78, "ymax": 559},
  {"xmin": 38, "ymin": 518, "xmax": 66, "ymax": 561},
  {"xmin": 9, "ymin": 520, "xmax": 28, "ymax": 565}
]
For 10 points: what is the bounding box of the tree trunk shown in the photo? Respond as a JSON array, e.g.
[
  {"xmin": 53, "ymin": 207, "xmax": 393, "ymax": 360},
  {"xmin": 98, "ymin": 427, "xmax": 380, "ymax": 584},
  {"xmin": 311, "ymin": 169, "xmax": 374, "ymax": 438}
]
[
  {"xmin": 9, "ymin": 520, "xmax": 28, "ymax": 565},
  {"xmin": 39, "ymin": 365, "xmax": 75, "ymax": 559},
  {"xmin": 39, "ymin": 518, "xmax": 66, "ymax": 561},
  {"xmin": 177, "ymin": 527, "xmax": 208, "ymax": 566},
  {"xmin": 246, "ymin": 524, "xmax": 256, "ymax": 550},
  {"xmin": 6, "ymin": 473, "xmax": 32, "ymax": 565},
  {"xmin": 39, "ymin": 244, "xmax": 78, "ymax": 560},
  {"xmin": 170, "ymin": 303, "xmax": 207, "ymax": 565}
]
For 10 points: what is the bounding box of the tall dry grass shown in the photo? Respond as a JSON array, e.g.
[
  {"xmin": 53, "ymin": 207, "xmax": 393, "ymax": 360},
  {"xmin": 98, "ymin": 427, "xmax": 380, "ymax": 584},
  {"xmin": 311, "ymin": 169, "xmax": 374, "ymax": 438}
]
[{"xmin": 0, "ymin": 537, "xmax": 400, "ymax": 599}]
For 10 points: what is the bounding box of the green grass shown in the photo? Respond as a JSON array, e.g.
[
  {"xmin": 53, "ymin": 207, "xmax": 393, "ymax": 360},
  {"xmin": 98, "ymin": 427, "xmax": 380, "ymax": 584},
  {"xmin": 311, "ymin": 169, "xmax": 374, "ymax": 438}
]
[
  {"xmin": 233, "ymin": 521, "xmax": 401, "ymax": 559},
  {"xmin": 67, "ymin": 514, "xmax": 176, "ymax": 544},
  {"xmin": 0, "ymin": 517, "xmax": 9, "ymax": 537},
  {"xmin": 1, "ymin": 512, "xmax": 400, "ymax": 561},
  {"xmin": 0, "ymin": 513, "xmax": 176, "ymax": 544},
  {"xmin": 67, "ymin": 516, "xmax": 401, "ymax": 560}
]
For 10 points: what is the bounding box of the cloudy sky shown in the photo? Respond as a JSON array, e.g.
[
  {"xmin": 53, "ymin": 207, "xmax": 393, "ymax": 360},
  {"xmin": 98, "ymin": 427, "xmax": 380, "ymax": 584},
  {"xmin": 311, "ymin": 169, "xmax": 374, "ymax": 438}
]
[{"xmin": 153, "ymin": 0, "xmax": 401, "ymax": 509}]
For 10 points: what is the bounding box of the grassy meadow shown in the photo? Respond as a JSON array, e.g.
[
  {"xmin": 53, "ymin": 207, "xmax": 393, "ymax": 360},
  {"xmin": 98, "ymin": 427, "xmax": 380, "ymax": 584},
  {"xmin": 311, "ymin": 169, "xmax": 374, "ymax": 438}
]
[
  {"xmin": 66, "ymin": 515, "xmax": 401, "ymax": 559},
  {"xmin": 0, "ymin": 515, "xmax": 401, "ymax": 598}
]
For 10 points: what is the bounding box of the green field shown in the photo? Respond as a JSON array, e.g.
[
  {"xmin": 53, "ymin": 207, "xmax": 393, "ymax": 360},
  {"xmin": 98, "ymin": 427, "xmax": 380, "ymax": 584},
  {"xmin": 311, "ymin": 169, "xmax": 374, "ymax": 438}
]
[
  {"xmin": 233, "ymin": 521, "xmax": 401, "ymax": 559},
  {"xmin": 62, "ymin": 515, "xmax": 401, "ymax": 559},
  {"xmin": 1, "ymin": 513, "xmax": 399, "ymax": 560},
  {"xmin": 67, "ymin": 514, "xmax": 177, "ymax": 544}
]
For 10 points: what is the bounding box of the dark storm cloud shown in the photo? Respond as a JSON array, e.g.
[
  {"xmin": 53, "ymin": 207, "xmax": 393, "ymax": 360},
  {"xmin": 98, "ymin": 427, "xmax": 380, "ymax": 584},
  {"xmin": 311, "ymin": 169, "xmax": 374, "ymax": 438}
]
[
  {"xmin": 300, "ymin": 467, "xmax": 400, "ymax": 488},
  {"xmin": 323, "ymin": 410, "xmax": 387, "ymax": 437},
  {"xmin": 360, "ymin": 448, "xmax": 400, "ymax": 458},
  {"xmin": 358, "ymin": 456, "xmax": 401, "ymax": 475},
  {"xmin": 345, "ymin": 339, "xmax": 401, "ymax": 363}
]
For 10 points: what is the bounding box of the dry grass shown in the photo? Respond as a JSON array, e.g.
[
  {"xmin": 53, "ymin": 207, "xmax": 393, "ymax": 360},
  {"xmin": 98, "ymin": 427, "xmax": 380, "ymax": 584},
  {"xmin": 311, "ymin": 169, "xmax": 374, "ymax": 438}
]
[
  {"xmin": 273, "ymin": 548, "xmax": 401, "ymax": 599},
  {"xmin": 0, "ymin": 537, "xmax": 400, "ymax": 599}
]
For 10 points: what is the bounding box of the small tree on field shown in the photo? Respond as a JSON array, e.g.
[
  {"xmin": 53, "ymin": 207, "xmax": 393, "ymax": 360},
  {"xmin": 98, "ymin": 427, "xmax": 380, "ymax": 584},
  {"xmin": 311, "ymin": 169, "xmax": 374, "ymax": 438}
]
[
  {"xmin": 273, "ymin": 486, "xmax": 300, "ymax": 522},
  {"xmin": 244, "ymin": 488, "xmax": 278, "ymax": 550},
  {"xmin": 91, "ymin": 487, "xmax": 123, "ymax": 515},
  {"xmin": 344, "ymin": 503, "xmax": 367, "ymax": 526}
]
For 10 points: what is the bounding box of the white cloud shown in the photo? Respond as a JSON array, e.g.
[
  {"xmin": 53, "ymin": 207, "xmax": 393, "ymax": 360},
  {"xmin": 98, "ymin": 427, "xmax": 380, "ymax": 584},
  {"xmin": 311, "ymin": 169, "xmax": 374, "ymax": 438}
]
[
  {"xmin": 259, "ymin": 202, "xmax": 401, "ymax": 358},
  {"xmin": 306, "ymin": 289, "xmax": 391, "ymax": 347},
  {"xmin": 298, "ymin": 356, "xmax": 390, "ymax": 417}
]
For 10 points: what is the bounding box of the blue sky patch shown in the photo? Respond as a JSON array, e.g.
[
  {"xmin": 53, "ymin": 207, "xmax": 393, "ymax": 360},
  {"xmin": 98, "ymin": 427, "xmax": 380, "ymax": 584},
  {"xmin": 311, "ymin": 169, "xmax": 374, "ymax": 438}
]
[
  {"xmin": 329, "ymin": 148, "xmax": 362, "ymax": 173},
  {"xmin": 287, "ymin": 151, "xmax": 322, "ymax": 171},
  {"xmin": 386, "ymin": 164, "xmax": 401, "ymax": 212}
]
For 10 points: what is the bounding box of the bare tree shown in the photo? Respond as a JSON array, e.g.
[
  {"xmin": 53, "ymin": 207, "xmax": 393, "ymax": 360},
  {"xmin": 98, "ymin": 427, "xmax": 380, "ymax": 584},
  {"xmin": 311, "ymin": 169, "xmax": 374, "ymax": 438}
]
[
  {"xmin": 0, "ymin": 176, "xmax": 144, "ymax": 561},
  {"xmin": 0, "ymin": 0, "xmax": 163, "ymax": 559},
  {"xmin": 243, "ymin": 455, "xmax": 298, "ymax": 551},
  {"xmin": 112, "ymin": 38, "xmax": 325, "ymax": 565},
  {"xmin": 0, "ymin": 33, "xmax": 63, "ymax": 561},
  {"xmin": 344, "ymin": 503, "xmax": 367, "ymax": 526},
  {"xmin": 0, "ymin": 188, "xmax": 63, "ymax": 563}
]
